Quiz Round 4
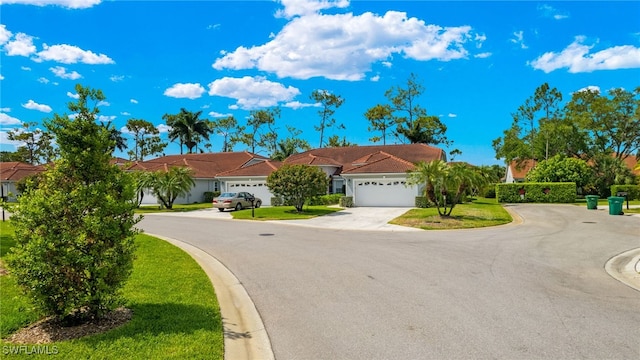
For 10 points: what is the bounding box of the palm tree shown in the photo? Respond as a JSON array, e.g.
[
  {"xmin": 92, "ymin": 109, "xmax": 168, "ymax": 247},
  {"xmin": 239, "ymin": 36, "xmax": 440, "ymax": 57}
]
[
  {"xmin": 164, "ymin": 109, "xmax": 212, "ymax": 154},
  {"xmin": 408, "ymin": 160, "xmax": 487, "ymax": 216},
  {"xmin": 148, "ymin": 166, "xmax": 195, "ymax": 209}
]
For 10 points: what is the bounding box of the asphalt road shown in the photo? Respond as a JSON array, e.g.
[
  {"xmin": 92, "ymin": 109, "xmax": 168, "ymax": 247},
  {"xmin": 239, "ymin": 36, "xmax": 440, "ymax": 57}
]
[{"xmin": 139, "ymin": 204, "xmax": 640, "ymax": 360}]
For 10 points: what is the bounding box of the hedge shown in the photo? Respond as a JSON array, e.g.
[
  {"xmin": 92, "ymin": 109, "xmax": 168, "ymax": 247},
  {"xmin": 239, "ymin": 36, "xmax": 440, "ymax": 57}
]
[
  {"xmin": 203, "ymin": 191, "xmax": 221, "ymax": 203},
  {"xmin": 415, "ymin": 196, "xmax": 429, "ymax": 208},
  {"xmin": 339, "ymin": 196, "xmax": 353, "ymax": 208},
  {"xmin": 496, "ymin": 182, "xmax": 576, "ymax": 203},
  {"xmin": 610, "ymin": 185, "xmax": 640, "ymax": 200},
  {"xmin": 307, "ymin": 194, "xmax": 343, "ymax": 206}
]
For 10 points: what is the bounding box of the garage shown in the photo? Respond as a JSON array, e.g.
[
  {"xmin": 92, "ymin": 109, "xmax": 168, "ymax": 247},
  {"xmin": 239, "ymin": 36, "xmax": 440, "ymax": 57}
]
[
  {"xmin": 226, "ymin": 181, "xmax": 274, "ymax": 206},
  {"xmin": 352, "ymin": 178, "xmax": 417, "ymax": 207}
]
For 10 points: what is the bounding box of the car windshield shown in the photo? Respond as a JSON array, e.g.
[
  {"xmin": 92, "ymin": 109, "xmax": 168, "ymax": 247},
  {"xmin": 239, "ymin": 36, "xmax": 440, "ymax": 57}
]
[{"xmin": 219, "ymin": 192, "xmax": 236, "ymax": 198}]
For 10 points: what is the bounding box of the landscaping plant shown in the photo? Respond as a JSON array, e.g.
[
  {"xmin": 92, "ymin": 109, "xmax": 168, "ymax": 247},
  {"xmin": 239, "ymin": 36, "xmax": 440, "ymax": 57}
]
[{"xmin": 6, "ymin": 84, "xmax": 139, "ymax": 324}]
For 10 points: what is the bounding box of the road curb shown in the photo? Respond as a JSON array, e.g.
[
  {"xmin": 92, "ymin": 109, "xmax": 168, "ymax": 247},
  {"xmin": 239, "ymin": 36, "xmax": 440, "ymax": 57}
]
[
  {"xmin": 147, "ymin": 233, "xmax": 274, "ymax": 360},
  {"xmin": 605, "ymin": 247, "xmax": 640, "ymax": 292}
]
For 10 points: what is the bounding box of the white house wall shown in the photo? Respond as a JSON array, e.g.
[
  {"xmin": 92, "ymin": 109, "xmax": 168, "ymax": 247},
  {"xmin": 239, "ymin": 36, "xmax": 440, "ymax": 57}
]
[{"xmin": 141, "ymin": 179, "xmax": 219, "ymax": 206}]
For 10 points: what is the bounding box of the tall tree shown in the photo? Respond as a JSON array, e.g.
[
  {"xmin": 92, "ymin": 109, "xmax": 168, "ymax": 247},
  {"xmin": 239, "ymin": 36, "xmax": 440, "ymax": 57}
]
[
  {"xmin": 7, "ymin": 122, "xmax": 56, "ymax": 164},
  {"xmin": 326, "ymin": 135, "xmax": 355, "ymax": 147},
  {"xmin": 364, "ymin": 104, "xmax": 395, "ymax": 145},
  {"xmin": 310, "ymin": 89, "xmax": 345, "ymax": 148},
  {"xmin": 210, "ymin": 116, "xmax": 239, "ymax": 152},
  {"xmin": 7, "ymin": 84, "xmax": 139, "ymax": 322},
  {"xmin": 385, "ymin": 73, "xmax": 449, "ymax": 145},
  {"xmin": 125, "ymin": 118, "xmax": 166, "ymax": 161},
  {"xmin": 101, "ymin": 121, "xmax": 127, "ymax": 154},
  {"xmin": 271, "ymin": 125, "xmax": 311, "ymax": 161},
  {"xmin": 147, "ymin": 166, "xmax": 195, "ymax": 209},
  {"xmin": 566, "ymin": 87, "xmax": 640, "ymax": 160},
  {"xmin": 237, "ymin": 108, "xmax": 280, "ymax": 154},
  {"xmin": 493, "ymin": 83, "xmax": 565, "ymax": 164},
  {"xmin": 164, "ymin": 108, "xmax": 212, "ymax": 154}
]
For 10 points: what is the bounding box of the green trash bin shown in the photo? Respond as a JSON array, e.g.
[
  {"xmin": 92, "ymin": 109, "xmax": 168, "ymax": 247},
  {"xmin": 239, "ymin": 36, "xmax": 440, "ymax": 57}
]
[
  {"xmin": 607, "ymin": 196, "xmax": 624, "ymax": 215},
  {"xmin": 585, "ymin": 195, "xmax": 599, "ymax": 210}
]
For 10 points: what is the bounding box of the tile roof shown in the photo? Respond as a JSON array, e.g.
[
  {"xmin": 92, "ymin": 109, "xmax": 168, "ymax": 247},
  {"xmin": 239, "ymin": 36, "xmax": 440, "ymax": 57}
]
[
  {"xmin": 216, "ymin": 160, "xmax": 281, "ymax": 177},
  {"xmin": 622, "ymin": 155, "xmax": 639, "ymax": 176},
  {"xmin": 126, "ymin": 152, "xmax": 267, "ymax": 178},
  {"xmin": 285, "ymin": 144, "xmax": 445, "ymax": 174},
  {"xmin": 0, "ymin": 162, "xmax": 46, "ymax": 181},
  {"xmin": 508, "ymin": 159, "xmax": 537, "ymax": 180}
]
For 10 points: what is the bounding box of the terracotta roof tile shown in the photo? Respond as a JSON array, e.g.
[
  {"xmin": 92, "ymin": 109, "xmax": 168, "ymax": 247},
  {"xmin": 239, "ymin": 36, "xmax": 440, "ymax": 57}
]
[
  {"xmin": 217, "ymin": 160, "xmax": 281, "ymax": 177},
  {"xmin": 0, "ymin": 162, "xmax": 46, "ymax": 181},
  {"xmin": 130, "ymin": 152, "xmax": 266, "ymax": 178},
  {"xmin": 508, "ymin": 160, "xmax": 537, "ymax": 180}
]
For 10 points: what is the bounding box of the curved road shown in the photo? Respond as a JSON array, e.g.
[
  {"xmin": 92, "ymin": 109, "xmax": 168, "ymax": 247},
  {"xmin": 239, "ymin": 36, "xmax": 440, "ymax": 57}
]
[{"xmin": 140, "ymin": 204, "xmax": 639, "ymax": 360}]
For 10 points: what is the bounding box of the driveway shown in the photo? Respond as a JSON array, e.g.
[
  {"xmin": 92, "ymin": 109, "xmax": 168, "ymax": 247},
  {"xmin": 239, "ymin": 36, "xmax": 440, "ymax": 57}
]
[{"xmin": 140, "ymin": 204, "xmax": 640, "ymax": 360}]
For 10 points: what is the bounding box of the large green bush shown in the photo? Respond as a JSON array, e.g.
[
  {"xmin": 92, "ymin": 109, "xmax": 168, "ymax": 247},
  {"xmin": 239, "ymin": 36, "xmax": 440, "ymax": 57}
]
[
  {"xmin": 415, "ymin": 196, "xmax": 429, "ymax": 208},
  {"xmin": 6, "ymin": 85, "xmax": 139, "ymax": 323},
  {"xmin": 203, "ymin": 191, "xmax": 221, "ymax": 203},
  {"xmin": 267, "ymin": 164, "xmax": 329, "ymax": 212},
  {"xmin": 307, "ymin": 193, "xmax": 342, "ymax": 206},
  {"xmin": 496, "ymin": 182, "xmax": 576, "ymax": 203},
  {"xmin": 339, "ymin": 196, "xmax": 353, "ymax": 208},
  {"xmin": 610, "ymin": 185, "xmax": 640, "ymax": 200}
]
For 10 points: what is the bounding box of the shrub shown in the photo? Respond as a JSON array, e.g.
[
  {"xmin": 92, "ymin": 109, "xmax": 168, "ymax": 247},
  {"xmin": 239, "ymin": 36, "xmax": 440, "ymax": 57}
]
[
  {"xmin": 415, "ymin": 196, "xmax": 429, "ymax": 208},
  {"xmin": 483, "ymin": 185, "xmax": 496, "ymax": 199},
  {"xmin": 203, "ymin": 191, "xmax": 220, "ymax": 203},
  {"xmin": 339, "ymin": 196, "xmax": 353, "ymax": 208},
  {"xmin": 307, "ymin": 193, "xmax": 342, "ymax": 205},
  {"xmin": 271, "ymin": 197, "xmax": 283, "ymax": 207},
  {"xmin": 496, "ymin": 182, "xmax": 576, "ymax": 203},
  {"xmin": 610, "ymin": 185, "xmax": 640, "ymax": 200}
]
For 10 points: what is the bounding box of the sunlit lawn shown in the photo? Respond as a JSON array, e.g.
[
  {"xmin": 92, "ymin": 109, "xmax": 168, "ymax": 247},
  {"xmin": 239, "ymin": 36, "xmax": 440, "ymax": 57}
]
[
  {"xmin": 136, "ymin": 202, "xmax": 213, "ymax": 213},
  {"xmin": 231, "ymin": 205, "xmax": 342, "ymax": 220},
  {"xmin": 389, "ymin": 198, "xmax": 512, "ymax": 230},
  {"xmin": 0, "ymin": 221, "xmax": 223, "ymax": 359}
]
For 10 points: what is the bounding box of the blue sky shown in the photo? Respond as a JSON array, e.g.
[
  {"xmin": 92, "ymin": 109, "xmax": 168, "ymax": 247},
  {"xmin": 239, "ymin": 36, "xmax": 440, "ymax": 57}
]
[{"xmin": 1, "ymin": 0, "xmax": 639, "ymax": 166}]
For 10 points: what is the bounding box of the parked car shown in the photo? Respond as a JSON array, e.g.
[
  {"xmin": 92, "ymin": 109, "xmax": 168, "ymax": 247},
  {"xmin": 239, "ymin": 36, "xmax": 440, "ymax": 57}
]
[{"xmin": 212, "ymin": 192, "xmax": 262, "ymax": 211}]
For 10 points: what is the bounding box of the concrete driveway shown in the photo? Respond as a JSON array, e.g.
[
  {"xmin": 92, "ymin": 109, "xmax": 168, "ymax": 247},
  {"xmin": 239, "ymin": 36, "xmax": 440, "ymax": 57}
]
[{"xmin": 144, "ymin": 206, "xmax": 418, "ymax": 231}]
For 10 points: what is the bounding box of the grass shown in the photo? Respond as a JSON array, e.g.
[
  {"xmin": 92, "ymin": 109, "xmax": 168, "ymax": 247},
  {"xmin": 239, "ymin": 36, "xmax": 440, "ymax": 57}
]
[
  {"xmin": 389, "ymin": 198, "xmax": 513, "ymax": 230},
  {"xmin": 231, "ymin": 205, "xmax": 342, "ymax": 220},
  {"xmin": 135, "ymin": 202, "xmax": 213, "ymax": 213},
  {"xmin": 0, "ymin": 221, "xmax": 224, "ymax": 359}
]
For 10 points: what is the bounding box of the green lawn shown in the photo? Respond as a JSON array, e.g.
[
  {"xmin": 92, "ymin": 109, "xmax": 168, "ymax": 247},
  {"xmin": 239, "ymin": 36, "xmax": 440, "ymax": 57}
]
[
  {"xmin": 136, "ymin": 202, "xmax": 213, "ymax": 213},
  {"xmin": 231, "ymin": 205, "xmax": 342, "ymax": 220},
  {"xmin": 0, "ymin": 221, "xmax": 223, "ymax": 359},
  {"xmin": 389, "ymin": 198, "xmax": 513, "ymax": 230}
]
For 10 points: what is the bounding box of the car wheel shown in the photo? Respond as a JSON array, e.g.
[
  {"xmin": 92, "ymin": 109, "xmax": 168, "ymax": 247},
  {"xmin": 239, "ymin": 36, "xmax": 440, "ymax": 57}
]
[
  {"xmin": 235, "ymin": 203, "xmax": 243, "ymax": 211},
  {"xmin": 255, "ymin": 201, "xmax": 261, "ymax": 208},
  {"xmin": 218, "ymin": 208, "xmax": 225, "ymax": 212}
]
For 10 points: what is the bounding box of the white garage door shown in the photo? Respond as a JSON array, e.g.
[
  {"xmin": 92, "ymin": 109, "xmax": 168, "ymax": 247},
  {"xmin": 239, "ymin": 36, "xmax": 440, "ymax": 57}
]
[
  {"xmin": 354, "ymin": 179, "xmax": 416, "ymax": 207},
  {"xmin": 227, "ymin": 181, "xmax": 273, "ymax": 206}
]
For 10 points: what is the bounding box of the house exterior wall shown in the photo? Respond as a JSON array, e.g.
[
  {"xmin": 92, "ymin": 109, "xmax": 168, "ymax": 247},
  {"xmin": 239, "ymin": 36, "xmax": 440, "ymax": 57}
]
[
  {"xmin": 217, "ymin": 176, "xmax": 274, "ymax": 206},
  {"xmin": 342, "ymin": 173, "xmax": 418, "ymax": 207},
  {"xmin": 140, "ymin": 179, "xmax": 219, "ymax": 206}
]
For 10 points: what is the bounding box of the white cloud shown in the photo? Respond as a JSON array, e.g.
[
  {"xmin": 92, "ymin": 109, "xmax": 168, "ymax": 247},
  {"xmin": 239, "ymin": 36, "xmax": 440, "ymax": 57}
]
[
  {"xmin": 120, "ymin": 111, "xmax": 131, "ymax": 116},
  {"xmin": 97, "ymin": 100, "xmax": 110, "ymax": 107},
  {"xmin": 164, "ymin": 83, "xmax": 206, "ymax": 99},
  {"xmin": 50, "ymin": 65, "xmax": 82, "ymax": 80},
  {"xmin": 538, "ymin": 4, "xmax": 569, "ymax": 20},
  {"xmin": 97, "ymin": 115, "xmax": 116, "ymax": 122},
  {"xmin": 213, "ymin": 9, "xmax": 477, "ymax": 81},
  {"xmin": 0, "ymin": 25, "xmax": 11, "ymax": 45},
  {"xmin": 0, "ymin": 0, "xmax": 102, "ymax": 9},
  {"xmin": 37, "ymin": 77, "xmax": 49, "ymax": 84},
  {"xmin": 529, "ymin": 36, "xmax": 640, "ymax": 73},
  {"xmin": 575, "ymin": 85, "xmax": 601, "ymax": 94},
  {"xmin": 21, "ymin": 66, "xmax": 31, "ymax": 71},
  {"xmin": 110, "ymin": 75, "xmax": 125, "ymax": 82},
  {"xmin": 283, "ymin": 100, "xmax": 318, "ymax": 110},
  {"xmin": 0, "ymin": 112, "xmax": 22, "ymax": 125},
  {"xmin": 510, "ymin": 30, "xmax": 527, "ymax": 49},
  {"xmin": 275, "ymin": 0, "xmax": 350, "ymax": 19},
  {"xmin": 370, "ymin": 75, "xmax": 380, "ymax": 82},
  {"xmin": 474, "ymin": 33, "xmax": 486, "ymax": 48},
  {"xmin": 208, "ymin": 111, "xmax": 233, "ymax": 118},
  {"xmin": 22, "ymin": 99, "xmax": 52, "ymax": 113},
  {"xmin": 0, "ymin": 74, "xmax": 3, "ymax": 80},
  {"xmin": 0, "ymin": 131, "xmax": 22, "ymax": 149},
  {"xmin": 66, "ymin": 91, "xmax": 80, "ymax": 99},
  {"xmin": 36, "ymin": 44, "xmax": 114, "ymax": 64},
  {"xmin": 474, "ymin": 52, "xmax": 492, "ymax": 58},
  {"xmin": 208, "ymin": 76, "xmax": 301, "ymax": 110},
  {"xmin": 0, "ymin": 107, "xmax": 10, "ymax": 112},
  {"xmin": 130, "ymin": 98, "xmax": 138, "ymax": 104},
  {"xmin": 448, "ymin": 113, "xmax": 457, "ymax": 118},
  {"xmin": 156, "ymin": 124, "xmax": 171, "ymax": 133},
  {"xmin": 5, "ymin": 32, "xmax": 36, "ymax": 56}
]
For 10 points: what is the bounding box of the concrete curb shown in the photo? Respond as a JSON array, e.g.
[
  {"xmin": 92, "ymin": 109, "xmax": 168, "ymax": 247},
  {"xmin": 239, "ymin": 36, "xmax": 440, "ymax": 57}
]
[
  {"xmin": 147, "ymin": 233, "xmax": 274, "ymax": 360},
  {"xmin": 605, "ymin": 247, "xmax": 640, "ymax": 292}
]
